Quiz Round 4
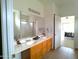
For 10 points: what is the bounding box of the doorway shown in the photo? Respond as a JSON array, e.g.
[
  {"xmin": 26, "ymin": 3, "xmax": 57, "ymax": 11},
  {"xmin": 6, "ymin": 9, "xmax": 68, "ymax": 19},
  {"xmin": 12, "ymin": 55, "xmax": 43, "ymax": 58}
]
[{"xmin": 61, "ymin": 16, "xmax": 75, "ymax": 48}]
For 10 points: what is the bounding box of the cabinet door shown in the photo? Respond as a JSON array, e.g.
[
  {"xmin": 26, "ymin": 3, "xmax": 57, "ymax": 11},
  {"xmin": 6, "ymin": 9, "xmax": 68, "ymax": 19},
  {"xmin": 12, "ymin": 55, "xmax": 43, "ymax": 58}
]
[
  {"xmin": 31, "ymin": 53, "xmax": 37, "ymax": 59},
  {"xmin": 42, "ymin": 40, "xmax": 47, "ymax": 56},
  {"xmin": 30, "ymin": 46, "xmax": 36, "ymax": 56},
  {"xmin": 47, "ymin": 38, "xmax": 52, "ymax": 51},
  {"xmin": 21, "ymin": 49, "xmax": 30, "ymax": 59},
  {"xmin": 37, "ymin": 49, "xmax": 43, "ymax": 59},
  {"xmin": 30, "ymin": 43, "xmax": 43, "ymax": 59},
  {"xmin": 36, "ymin": 43, "xmax": 43, "ymax": 59}
]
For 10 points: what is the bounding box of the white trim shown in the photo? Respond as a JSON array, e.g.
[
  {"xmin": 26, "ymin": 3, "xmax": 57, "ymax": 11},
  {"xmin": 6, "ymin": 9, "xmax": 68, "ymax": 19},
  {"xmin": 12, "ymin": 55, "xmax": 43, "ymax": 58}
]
[{"xmin": 6, "ymin": 0, "xmax": 15, "ymax": 59}]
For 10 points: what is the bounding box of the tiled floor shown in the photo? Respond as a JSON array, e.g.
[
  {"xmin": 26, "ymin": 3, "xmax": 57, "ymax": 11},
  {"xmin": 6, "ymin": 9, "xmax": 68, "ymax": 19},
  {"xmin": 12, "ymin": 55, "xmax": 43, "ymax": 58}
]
[{"xmin": 43, "ymin": 47, "xmax": 78, "ymax": 59}]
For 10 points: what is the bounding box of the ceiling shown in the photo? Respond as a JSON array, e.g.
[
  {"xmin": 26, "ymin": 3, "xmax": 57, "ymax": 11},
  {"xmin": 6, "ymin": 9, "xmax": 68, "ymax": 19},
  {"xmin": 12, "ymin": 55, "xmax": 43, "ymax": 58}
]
[
  {"xmin": 39, "ymin": 0, "xmax": 77, "ymax": 7},
  {"xmin": 39, "ymin": 0, "xmax": 78, "ymax": 17},
  {"xmin": 53, "ymin": 0, "xmax": 77, "ymax": 7}
]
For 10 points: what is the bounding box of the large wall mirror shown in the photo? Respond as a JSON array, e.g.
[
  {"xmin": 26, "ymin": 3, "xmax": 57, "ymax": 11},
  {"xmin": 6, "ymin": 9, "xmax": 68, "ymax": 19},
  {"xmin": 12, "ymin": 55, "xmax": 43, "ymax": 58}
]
[
  {"xmin": 20, "ymin": 13, "xmax": 35, "ymax": 38},
  {"xmin": 13, "ymin": 10, "xmax": 21, "ymax": 40},
  {"xmin": 13, "ymin": 10, "xmax": 36, "ymax": 44}
]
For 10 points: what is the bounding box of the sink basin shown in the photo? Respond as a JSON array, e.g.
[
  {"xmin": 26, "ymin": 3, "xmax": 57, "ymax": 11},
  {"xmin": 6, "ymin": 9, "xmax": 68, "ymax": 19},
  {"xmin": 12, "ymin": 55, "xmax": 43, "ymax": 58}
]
[
  {"xmin": 19, "ymin": 38, "xmax": 33, "ymax": 44},
  {"xmin": 26, "ymin": 40, "xmax": 35, "ymax": 45},
  {"xmin": 24, "ymin": 38, "xmax": 35, "ymax": 45},
  {"xmin": 26, "ymin": 40, "xmax": 32, "ymax": 42}
]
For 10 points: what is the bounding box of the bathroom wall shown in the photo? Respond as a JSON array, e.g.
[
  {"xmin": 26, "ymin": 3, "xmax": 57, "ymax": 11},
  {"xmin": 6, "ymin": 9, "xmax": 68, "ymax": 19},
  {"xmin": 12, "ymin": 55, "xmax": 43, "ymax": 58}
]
[
  {"xmin": 13, "ymin": 0, "xmax": 44, "ymax": 17},
  {"xmin": 43, "ymin": 2, "xmax": 61, "ymax": 49},
  {"xmin": 74, "ymin": 18, "xmax": 78, "ymax": 48}
]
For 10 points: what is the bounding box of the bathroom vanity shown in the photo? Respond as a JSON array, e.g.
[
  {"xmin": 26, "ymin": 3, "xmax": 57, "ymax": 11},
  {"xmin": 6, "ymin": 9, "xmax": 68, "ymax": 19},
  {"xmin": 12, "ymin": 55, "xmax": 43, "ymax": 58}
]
[
  {"xmin": 17, "ymin": 37, "xmax": 52, "ymax": 59},
  {"xmin": 13, "ymin": 10, "xmax": 53, "ymax": 59}
]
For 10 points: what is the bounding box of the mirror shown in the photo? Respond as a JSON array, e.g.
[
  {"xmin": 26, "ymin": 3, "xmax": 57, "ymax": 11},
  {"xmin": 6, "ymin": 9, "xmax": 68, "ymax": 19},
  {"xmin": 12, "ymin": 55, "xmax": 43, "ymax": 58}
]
[
  {"xmin": 20, "ymin": 13, "xmax": 35, "ymax": 38},
  {"xmin": 13, "ymin": 10, "xmax": 36, "ymax": 44},
  {"xmin": 13, "ymin": 10, "xmax": 21, "ymax": 41}
]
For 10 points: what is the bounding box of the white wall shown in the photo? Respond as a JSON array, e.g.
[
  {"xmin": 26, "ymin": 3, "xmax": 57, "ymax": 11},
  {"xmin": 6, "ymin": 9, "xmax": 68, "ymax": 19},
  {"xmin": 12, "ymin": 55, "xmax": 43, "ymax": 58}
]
[
  {"xmin": 74, "ymin": 19, "xmax": 78, "ymax": 48},
  {"xmin": 14, "ymin": 0, "xmax": 44, "ymax": 17},
  {"xmin": 52, "ymin": 3, "xmax": 61, "ymax": 49},
  {"xmin": 55, "ymin": 15, "xmax": 61, "ymax": 49},
  {"xmin": 59, "ymin": 5, "xmax": 77, "ymax": 17},
  {"xmin": 43, "ymin": 2, "xmax": 56, "ymax": 36},
  {"xmin": 43, "ymin": 2, "xmax": 61, "ymax": 49},
  {"xmin": 57, "ymin": 0, "xmax": 78, "ymax": 17}
]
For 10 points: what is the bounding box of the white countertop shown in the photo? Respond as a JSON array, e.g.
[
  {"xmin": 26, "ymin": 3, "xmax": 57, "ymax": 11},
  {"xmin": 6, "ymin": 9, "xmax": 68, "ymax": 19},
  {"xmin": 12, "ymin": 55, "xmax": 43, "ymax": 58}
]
[{"xmin": 14, "ymin": 36, "xmax": 50, "ymax": 54}]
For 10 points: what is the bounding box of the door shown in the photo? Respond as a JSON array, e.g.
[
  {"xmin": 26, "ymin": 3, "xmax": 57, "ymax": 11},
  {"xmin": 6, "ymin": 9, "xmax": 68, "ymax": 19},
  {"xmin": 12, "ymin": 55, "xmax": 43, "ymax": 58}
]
[
  {"xmin": 54, "ymin": 14, "xmax": 61, "ymax": 49},
  {"xmin": 61, "ymin": 16, "xmax": 75, "ymax": 48}
]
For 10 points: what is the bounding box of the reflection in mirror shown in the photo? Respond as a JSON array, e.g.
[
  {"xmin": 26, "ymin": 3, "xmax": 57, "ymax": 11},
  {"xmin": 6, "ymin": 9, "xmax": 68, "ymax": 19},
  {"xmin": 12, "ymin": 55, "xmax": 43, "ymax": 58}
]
[
  {"xmin": 20, "ymin": 13, "xmax": 35, "ymax": 38},
  {"xmin": 13, "ymin": 10, "xmax": 36, "ymax": 44},
  {"xmin": 13, "ymin": 10, "xmax": 21, "ymax": 41}
]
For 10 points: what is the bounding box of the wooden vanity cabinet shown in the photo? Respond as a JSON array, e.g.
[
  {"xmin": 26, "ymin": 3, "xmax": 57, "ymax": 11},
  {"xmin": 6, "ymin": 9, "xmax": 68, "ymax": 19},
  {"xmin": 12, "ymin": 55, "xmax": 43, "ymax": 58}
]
[
  {"xmin": 42, "ymin": 37, "xmax": 52, "ymax": 56},
  {"xmin": 42, "ymin": 40, "xmax": 48, "ymax": 56},
  {"xmin": 47, "ymin": 38, "xmax": 52, "ymax": 52},
  {"xmin": 30, "ymin": 42, "xmax": 43, "ymax": 59},
  {"xmin": 21, "ymin": 49, "xmax": 30, "ymax": 59},
  {"xmin": 21, "ymin": 37, "xmax": 52, "ymax": 59}
]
